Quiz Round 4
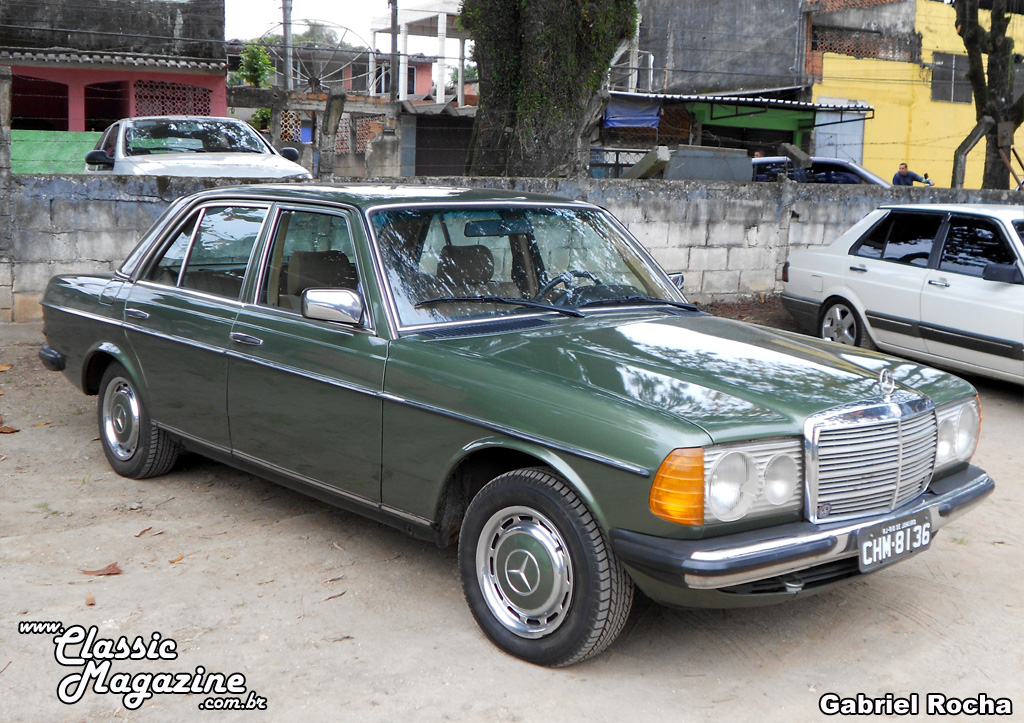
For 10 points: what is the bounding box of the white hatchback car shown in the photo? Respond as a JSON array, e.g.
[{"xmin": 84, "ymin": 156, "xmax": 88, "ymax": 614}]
[
  {"xmin": 85, "ymin": 116, "xmax": 311, "ymax": 179},
  {"xmin": 782, "ymin": 203, "xmax": 1024, "ymax": 384}
]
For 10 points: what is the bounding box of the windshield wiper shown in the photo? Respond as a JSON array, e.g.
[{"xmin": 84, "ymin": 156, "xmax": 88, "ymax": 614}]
[
  {"xmin": 415, "ymin": 295, "xmax": 584, "ymax": 318},
  {"xmin": 578, "ymin": 296, "xmax": 701, "ymax": 313}
]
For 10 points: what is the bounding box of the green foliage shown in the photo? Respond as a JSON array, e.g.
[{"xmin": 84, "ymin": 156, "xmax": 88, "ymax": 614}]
[
  {"xmin": 449, "ymin": 63, "xmax": 479, "ymax": 86},
  {"xmin": 239, "ymin": 44, "xmax": 274, "ymax": 89},
  {"xmin": 251, "ymin": 108, "xmax": 272, "ymax": 130}
]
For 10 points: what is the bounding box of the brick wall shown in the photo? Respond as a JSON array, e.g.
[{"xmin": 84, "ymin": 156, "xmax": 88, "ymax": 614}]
[
  {"xmin": 811, "ymin": 26, "xmax": 920, "ymax": 62},
  {"xmin": 336, "ymin": 115, "xmax": 387, "ymax": 154},
  {"xmin": 808, "ymin": 0, "xmax": 906, "ymax": 13}
]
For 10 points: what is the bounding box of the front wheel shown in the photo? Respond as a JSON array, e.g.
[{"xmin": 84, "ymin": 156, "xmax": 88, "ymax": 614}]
[
  {"xmin": 98, "ymin": 362, "xmax": 180, "ymax": 479},
  {"xmin": 819, "ymin": 300, "xmax": 875, "ymax": 349},
  {"xmin": 458, "ymin": 468, "xmax": 634, "ymax": 667}
]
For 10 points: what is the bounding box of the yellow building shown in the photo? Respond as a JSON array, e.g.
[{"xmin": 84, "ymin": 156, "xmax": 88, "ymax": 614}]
[{"xmin": 812, "ymin": 0, "xmax": 1024, "ymax": 189}]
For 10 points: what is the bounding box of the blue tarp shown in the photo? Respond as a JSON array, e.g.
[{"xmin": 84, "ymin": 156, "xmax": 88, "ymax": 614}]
[{"xmin": 603, "ymin": 95, "xmax": 662, "ymax": 128}]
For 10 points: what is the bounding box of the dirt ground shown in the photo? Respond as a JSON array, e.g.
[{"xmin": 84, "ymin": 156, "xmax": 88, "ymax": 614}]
[{"xmin": 1, "ymin": 302, "xmax": 1022, "ymax": 722}]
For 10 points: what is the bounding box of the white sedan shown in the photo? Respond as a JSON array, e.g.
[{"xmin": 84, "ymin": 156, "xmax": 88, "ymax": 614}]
[
  {"xmin": 782, "ymin": 203, "xmax": 1024, "ymax": 384},
  {"xmin": 85, "ymin": 116, "xmax": 311, "ymax": 179}
]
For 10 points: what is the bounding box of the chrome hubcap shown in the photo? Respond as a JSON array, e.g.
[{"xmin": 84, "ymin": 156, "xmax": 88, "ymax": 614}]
[
  {"xmin": 821, "ymin": 304, "xmax": 857, "ymax": 345},
  {"xmin": 476, "ymin": 506, "xmax": 573, "ymax": 639},
  {"xmin": 102, "ymin": 377, "xmax": 140, "ymax": 461}
]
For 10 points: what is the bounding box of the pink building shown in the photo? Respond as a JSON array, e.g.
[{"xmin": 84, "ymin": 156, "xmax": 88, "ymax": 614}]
[{"xmin": 0, "ymin": 0, "xmax": 227, "ymax": 131}]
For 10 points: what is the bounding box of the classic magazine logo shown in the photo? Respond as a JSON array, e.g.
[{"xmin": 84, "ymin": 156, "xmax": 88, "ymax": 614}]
[{"xmin": 19, "ymin": 621, "xmax": 267, "ymax": 711}]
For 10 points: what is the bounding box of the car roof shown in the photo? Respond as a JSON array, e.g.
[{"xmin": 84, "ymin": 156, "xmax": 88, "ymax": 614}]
[
  {"xmin": 182, "ymin": 183, "xmax": 596, "ymax": 211},
  {"xmin": 121, "ymin": 116, "xmax": 247, "ymax": 124},
  {"xmin": 753, "ymin": 156, "xmax": 862, "ymax": 165},
  {"xmin": 751, "ymin": 156, "xmax": 890, "ymax": 186},
  {"xmin": 879, "ymin": 202, "xmax": 1024, "ymax": 220}
]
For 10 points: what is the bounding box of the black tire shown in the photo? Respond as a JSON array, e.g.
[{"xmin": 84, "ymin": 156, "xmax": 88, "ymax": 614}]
[
  {"xmin": 458, "ymin": 467, "xmax": 634, "ymax": 667},
  {"xmin": 97, "ymin": 362, "xmax": 179, "ymax": 479},
  {"xmin": 819, "ymin": 299, "xmax": 876, "ymax": 350}
]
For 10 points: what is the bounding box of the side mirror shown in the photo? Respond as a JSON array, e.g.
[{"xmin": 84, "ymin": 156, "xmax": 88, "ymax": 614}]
[
  {"xmin": 982, "ymin": 262, "xmax": 1024, "ymax": 284},
  {"xmin": 279, "ymin": 147, "xmax": 301, "ymax": 163},
  {"xmin": 302, "ymin": 288, "xmax": 364, "ymax": 325},
  {"xmin": 668, "ymin": 272, "xmax": 685, "ymax": 291},
  {"xmin": 85, "ymin": 149, "xmax": 114, "ymax": 168}
]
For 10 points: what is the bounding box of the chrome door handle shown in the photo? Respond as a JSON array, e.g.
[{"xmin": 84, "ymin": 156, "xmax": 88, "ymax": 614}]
[
  {"xmin": 125, "ymin": 308, "xmax": 149, "ymax": 320},
  {"xmin": 928, "ymin": 279, "xmax": 950, "ymax": 288},
  {"xmin": 849, "ymin": 265, "xmax": 867, "ymax": 273},
  {"xmin": 230, "ymin": 332, "xmax": 264, "ymax": 346}
]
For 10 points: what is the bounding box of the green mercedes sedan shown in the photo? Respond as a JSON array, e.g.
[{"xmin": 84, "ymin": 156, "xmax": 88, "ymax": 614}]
[{"xmin": 39, "ymin": 185, "xmax": 994, "ymax": 666}]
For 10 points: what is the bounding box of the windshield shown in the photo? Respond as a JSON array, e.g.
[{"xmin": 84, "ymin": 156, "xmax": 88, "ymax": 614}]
[
  {"xmin": 125, "ymin": 119, "xmax": 269, "ymax": 156},
  {"xmin": 371, "ymin": 205, "xmax": 683, "ymax": 328}
]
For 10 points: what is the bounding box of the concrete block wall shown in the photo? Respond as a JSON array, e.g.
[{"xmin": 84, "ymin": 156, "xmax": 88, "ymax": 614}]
[
  {"xmin": 4, "ymin": 176, "xmax": 226, "ymax": 321},
  {"xmin": 2, "ymin": 174, "xmax": 1021, "ymax": 321}
]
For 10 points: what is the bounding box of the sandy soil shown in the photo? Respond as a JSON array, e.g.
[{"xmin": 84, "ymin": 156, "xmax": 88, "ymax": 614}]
[{"xmin": 1, "ymin": 310, "xmax": 1022, "ymax": 722}]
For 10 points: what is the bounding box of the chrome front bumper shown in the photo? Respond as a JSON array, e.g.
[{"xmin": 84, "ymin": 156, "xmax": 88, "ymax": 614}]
[{"xmin": 610, "ymin": 465, "xmax": 993, "ymax": 591}]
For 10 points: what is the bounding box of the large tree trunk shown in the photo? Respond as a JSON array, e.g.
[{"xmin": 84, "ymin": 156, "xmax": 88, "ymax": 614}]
[
  {"xmin": 462, "ymin": 0, "xmax": 637, "ymax": 177},
  {"xmin": 956, "ymin": 0, "xmax": 1024, "ymax": 188}
]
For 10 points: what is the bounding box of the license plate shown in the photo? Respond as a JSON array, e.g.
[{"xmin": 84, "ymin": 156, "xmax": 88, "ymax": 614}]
[{"xmin": 857, "ymin": 512, "xmax": 932, "ymax": 573}]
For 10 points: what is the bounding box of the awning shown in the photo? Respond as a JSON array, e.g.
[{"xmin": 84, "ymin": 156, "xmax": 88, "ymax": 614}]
[{"xmin": 604, "ymin": 95, "xmax": 663, "ymax": 129}]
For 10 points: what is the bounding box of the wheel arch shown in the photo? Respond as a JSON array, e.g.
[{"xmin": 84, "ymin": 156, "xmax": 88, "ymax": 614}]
[
  {"xmin": 82, "ymin": 342, "xmax": 139, "ymax": 396},
  {"xmin": 818, "ymin": 291, "xmax": 876, "ymax": 346},
  {"xmin": 431, "ymin": 438, "xmax": 599, "ymax": 548}
]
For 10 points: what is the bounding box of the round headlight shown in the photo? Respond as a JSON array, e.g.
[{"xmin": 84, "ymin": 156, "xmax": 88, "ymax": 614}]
[
  {"xmin": 937, "ymin": 417, "xmax": 956, "ymax": 465},
  {"xmin": 764, "ymin": 454, "xmax": 799, "ymax": 505},
  {"xmin": 708, "ymin": 452, "xmax": 759, "ymax": 522},
  {"xmin": 955, "ymin": 402, "xmax": 980, "ymax": 459}
]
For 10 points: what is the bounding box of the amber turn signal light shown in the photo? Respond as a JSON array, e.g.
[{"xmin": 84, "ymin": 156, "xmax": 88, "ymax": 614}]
[{"xmin": 649, "ymin": 448, "xmax": 704, "ymax": 526}]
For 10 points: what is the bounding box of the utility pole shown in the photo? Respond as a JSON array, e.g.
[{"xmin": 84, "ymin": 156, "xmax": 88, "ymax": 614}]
[
  {"xmin": 389, "ymin": 0, "xmax": 398, "ymax": 101},
  {"xmin": 283, "ymin": 0, "xmax": 294, "ymax": 92}
]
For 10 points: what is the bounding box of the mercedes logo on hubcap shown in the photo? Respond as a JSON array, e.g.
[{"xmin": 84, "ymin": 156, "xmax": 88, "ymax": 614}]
[
  {"xmin": 114, "ymin": 406, "xmax": 127, "ymax": 434},
  {"xmin": 504, "ymin": 549, "xmax": 541, "ymax": 596}
]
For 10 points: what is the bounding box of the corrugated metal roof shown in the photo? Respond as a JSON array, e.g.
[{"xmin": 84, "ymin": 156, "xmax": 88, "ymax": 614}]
[
  {"xmin": 609, "ymin": 90, "xmax": 872, "ymax": 113},
  {"xmin": 0, "ymin": 48, "xmax": 225, "ymax": 71}
]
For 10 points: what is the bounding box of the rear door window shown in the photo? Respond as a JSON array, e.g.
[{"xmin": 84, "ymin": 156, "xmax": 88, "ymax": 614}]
[
  {"xmin": 851, "ymin": 212, "xmax": 944, "ymax": 266},
  {"xmin": 144, "ymin": 205, "xmax": 267, "ymax": 300}
]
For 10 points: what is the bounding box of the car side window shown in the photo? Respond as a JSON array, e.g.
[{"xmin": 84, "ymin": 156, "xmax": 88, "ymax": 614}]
[
  {"xmin": 94, "ymin": 124, "xmax": 119, "ymax": 155},
  {"xmin": 259, "ymin": 209, "xmax": 360, "ymax": 311},
  {"xmin": 939, "ymin": 216, "xmax": 1018, "ymax": 277},
  {"xmin": 145, "ymin": 206, "xmax": 266, "ymax": 300},
  {"xmin": 853, "ymin": 213, "xmax": 942, "ymax": 266},
  {"xmin": 881, "ymin": 215, "xmax": 943, "ymax": 266},
  {"xmin": 808, "ymin": 162, "xmax": 861, "ymax": 185},
  {"xmin": 147, "ymin": 215, "xmax": 197, "ymax": 286}
]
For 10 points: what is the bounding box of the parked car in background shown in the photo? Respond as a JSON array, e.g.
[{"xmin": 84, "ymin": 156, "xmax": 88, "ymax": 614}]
[
  {"xmin": 782, "ymin": 203, "xmax": 1024, "ymax": 384},
  {"xmin": 753, "ymin": 156, "xmax": 891, "ymax": 187},
  {"xmin": 39, "ymin": 185, "xmax": 993, "ymax": 666},
  {"xmin": 85, "ymin": 116, "xmax": 311, "ymax": 179}
]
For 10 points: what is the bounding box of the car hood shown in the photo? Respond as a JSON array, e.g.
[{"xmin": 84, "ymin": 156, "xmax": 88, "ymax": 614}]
[
  {"xmin": 118, "ymin": 153, "xmax": 311, "ymax": 178},
  {"xmin": 408, "ymin": 311, "xmax": 968, "ymax": 444}
]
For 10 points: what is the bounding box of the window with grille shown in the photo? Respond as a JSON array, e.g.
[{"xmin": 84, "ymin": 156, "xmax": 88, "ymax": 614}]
[{"xmin": 931, "ymin": 53, "xmax": 972, "ymax": 104}]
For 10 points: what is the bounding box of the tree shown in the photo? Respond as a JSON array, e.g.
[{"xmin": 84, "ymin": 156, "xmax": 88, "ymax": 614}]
[
  {"xmin": 955, "ymin": 0, "xmax": 1024, "ymax": 188},
  {"xmin": 460, "ymin": 0, "xmax": 638, "ymax": 177},
  {"xmin": 239, "ymin": 44, "xmax": 274, "ymax": 89}
]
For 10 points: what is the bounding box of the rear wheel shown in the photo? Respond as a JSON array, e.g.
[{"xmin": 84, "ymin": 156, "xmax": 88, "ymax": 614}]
[
  {"xmin": 98, "ymin": 362, "xmax": 179, "ymax": 479},
  {"xmin": 819, "ymin": 300, "xmax": 875, "ymax": 349},
  {"xmin": 458, "ymin": 468, "xmax": 634, "ymax": 667}
]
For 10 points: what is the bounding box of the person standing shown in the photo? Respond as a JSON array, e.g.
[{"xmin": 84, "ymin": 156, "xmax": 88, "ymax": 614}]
[{"xmin": 893, "ymin": 162, "xmax": 933, "ymax": 186}]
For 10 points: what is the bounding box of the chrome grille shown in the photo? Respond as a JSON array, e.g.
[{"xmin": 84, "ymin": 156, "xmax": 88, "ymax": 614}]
[{"xmin": 808, "ymin": 393, "xmax": 937, "ymax": 523}]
